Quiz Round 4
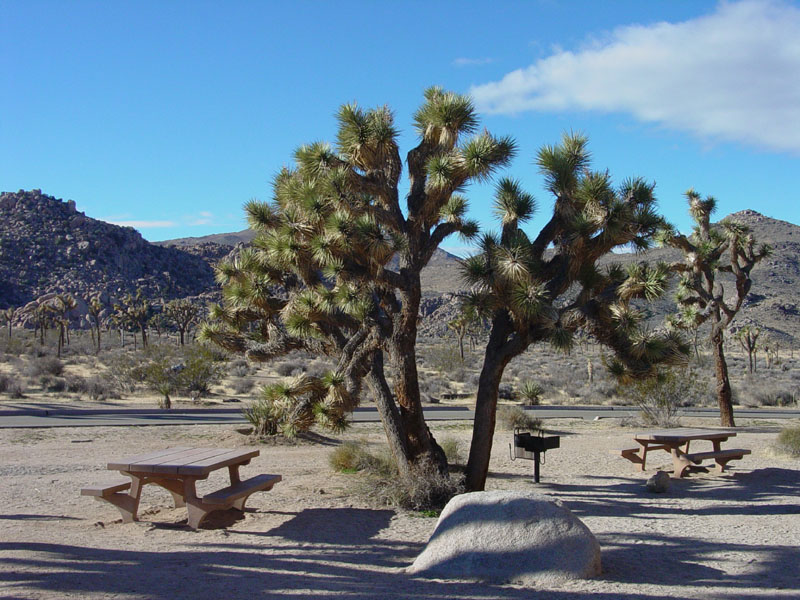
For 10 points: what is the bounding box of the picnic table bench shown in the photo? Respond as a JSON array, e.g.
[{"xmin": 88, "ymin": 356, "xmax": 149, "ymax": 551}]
[
  {"xmin": 614, "ymin": 428, "xmax": 750, "ymax": 477},
  {"xmin": 82, "ymin": 447, "xmax": 281, "ymax": 528}
]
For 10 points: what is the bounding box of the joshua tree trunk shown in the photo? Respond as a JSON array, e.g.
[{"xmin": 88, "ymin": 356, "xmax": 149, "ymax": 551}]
[
  {"xmin": 711, "ymin": 322, "xmax": 735, "ymax": 427},
  {"xmin": 366, "ymin": 352, "xmax": 412, "ymax": 478},
  {"xmin": 391, "ymin": 284, "xmax": 447, "ymax": 473},
  {"xmin": 465, "ymin": 312, "xmax": 527, "ymax": 492}
]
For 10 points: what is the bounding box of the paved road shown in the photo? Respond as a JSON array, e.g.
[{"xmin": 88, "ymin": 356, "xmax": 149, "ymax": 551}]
[{"xmin": 0, "ymin": 404, "xmax": 797, "ymax": 428}]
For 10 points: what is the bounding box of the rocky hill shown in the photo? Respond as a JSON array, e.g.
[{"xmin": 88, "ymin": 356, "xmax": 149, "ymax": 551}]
[
  {"xmin": 417, "ymin": 210, "xmax": 800, "ymax": 342},
  {"xmin": 2, "ymin": 190, "xmax": 797, "ymax": 343},
  {"xmin": 0, "ymin": 190, "xmax": 219, "ymax": 308}
]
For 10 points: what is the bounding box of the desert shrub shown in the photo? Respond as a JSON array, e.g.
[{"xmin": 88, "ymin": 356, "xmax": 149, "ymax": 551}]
[
  {"xmin": 40, "ymin": 375, "xmax": 66, "ymax": 393},
  {"xmin": 425, "ymin": 344, "xmax": 463, "ymax": 374},
  {"xmin": 751, "ymin": 384, "xmax": 797, "ymax": 407},
  {"xmin": 179, "ymin": 345, "xmax": 224, "ymax": 400},
  {"xmin": 519, "ymin": 381, "xmax": 544, "ymax": 406},
  {"xmin": 734, "ymin": 378, "xmax": 798, "ymax": 408},
  {"xmin": 231, "ymin": 378, "xmax": 255, "ymax": 395},
  {"xmin": 0, "ymin": 336, "xmax": 27, "ymax": 356},
  {"xmin": 306, "ymin": 358, "xmax": 333, "ymax": 379},
  {"xmin": 27, "ymin": 356, "xmax": 64, "ymax": 377},
  {"xmin": 229, "ymin": 359, "xmax": 250, "ymax": 378},
  {"xmin": 0, "ymin": 373, "xmax": 12, "ymax": 393},
  {"xmin": 439, "ymin": 437, "xmax": 463, "ymax": 465},
  {"xmin": 275, "ymin": 362, "xmax": 297, "ymax": 377},
  {"xmin": 363, "ymin": 458, "xmax": 465, "ymax": 511},
  {"xmin": 620, "ymin": 368, "xmax": 707, "ymax": 428},
  {"xmin": 496, "ymin": 405, "xmax": 541, "ymax": 431},
  {"xmin": 103, "ymin": 350, "xmax": 147, "ymax": 393},
  {"xmin": 419, "ymin": 377, "xmax": 446, "ymax": 398},
  {"xmin": 775, "ymin": 426, "xmax": 800, "ymax": 457},
  {"xmin": 85, "ymin": 377, "xmax": 117, "ymax": 401},
  {"xmin": 448, "ymin": 367, "xmax": 468, "ymax": 383},
  {"xmin": 65, "ymin": 374, "xmax": 87, "ymax": 394},
  {"xmin": 498, "ymin": 384, "xmax": 515, "ymax": 400},
  {"xmin": 0, "ymin": 375, "xmax": 26, "ymax": 398},
  {"xmin": 329, "ymin": 441, "xmax": 378, "ymax": 472}
]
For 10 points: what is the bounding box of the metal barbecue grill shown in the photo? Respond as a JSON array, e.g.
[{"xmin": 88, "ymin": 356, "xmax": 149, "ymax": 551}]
[{"xmin": 510, "ymin": 428, "xmax": 560, "ymax": 483}]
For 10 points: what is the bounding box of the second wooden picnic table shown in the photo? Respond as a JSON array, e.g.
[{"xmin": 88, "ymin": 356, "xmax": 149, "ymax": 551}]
[{"xmin": 622, "ymin": 428, "xmax": 751, "ymax": 477}]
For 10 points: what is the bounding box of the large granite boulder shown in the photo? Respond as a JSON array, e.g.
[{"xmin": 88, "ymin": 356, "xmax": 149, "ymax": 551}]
[{"xmin": 407, "ymin": 491, "xmax": 601, "ymax": 585}]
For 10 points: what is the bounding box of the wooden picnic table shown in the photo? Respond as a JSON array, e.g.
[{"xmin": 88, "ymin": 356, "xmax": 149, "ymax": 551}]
[
  {"xmin": 81, "ymin": 447, "xmax": 281, "ymax": 528},
  {"xmin": 617, "ymin": 428, "xmax": 751, "ymax": 477}
]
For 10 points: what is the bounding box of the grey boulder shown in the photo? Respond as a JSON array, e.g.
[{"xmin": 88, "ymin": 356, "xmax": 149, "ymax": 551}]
[{"xmin": 407, "ymin": 490, "xmax": 601, "ymax": 585}]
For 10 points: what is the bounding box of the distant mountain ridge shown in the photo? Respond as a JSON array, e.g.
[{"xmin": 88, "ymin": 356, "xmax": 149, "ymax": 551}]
[{"xmin": 2, "ymin": 190, "xmax": 798, "ymax": 342}]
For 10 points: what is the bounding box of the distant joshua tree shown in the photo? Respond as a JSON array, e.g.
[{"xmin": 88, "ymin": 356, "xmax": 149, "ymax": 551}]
[
  {"xmin": 164, "ymin": 298, "xmax": 203, "ymax": 345},
  {"xmin": 735, "ymin": 325, "xmax": 760, "ymax": 374},
  {"xmin": 113, "ymin": 290, "xmax": 152, "ymax": 349},
  {"xmin": 1, "ymin": 307, "xmax": 15, "ymax": 339},
  {"xmin": 661, "ymin": 190, "xmax": 771, "ymax": 427},
  {"xmin": 52, "ymin": 293, "xmax": 77, "ymax": 358},
  {"xmin": 87, "ymin": 293, "xmax": 106, "ymax": 354}
]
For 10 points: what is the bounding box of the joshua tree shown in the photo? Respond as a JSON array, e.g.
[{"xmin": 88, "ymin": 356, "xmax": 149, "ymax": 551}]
[
  {"xmin": 1, "ymin": 307, "xmax": 15, "ymax": 339},
  {"xmin": 52, "ymin": 293, "xmax": 77, "ymax": 358},
  {"xmin": 113, "ymin": 290, "xmax": 151, "ymax": 348},
  {"xmin": 735, "ymin": 325, "xmax": 760, "ymax": 374},
  {"xmin": 21, "ymin": 294, "xmax": 57, "ymax": 345},
  {"xmin": 164, "ymin": 298, "xmax": 202, "ymax": 345},
  {"xmin": 661, "ymin": 190, "xmax": 771, "ymax": 427},
  {"xmin": 447, "ymin": 304, "xmax": 482, "ymax": 362},
  {"xmin": 87, "ymin": 293, "xmax": 106, "ymax": 353},
  {"xmin": 201, "ymin": 87, "xmax": 513, "ymax": 477},
  {"xmin": 461, "ymin": 134, "xmax": 689, "ymax": 491}
]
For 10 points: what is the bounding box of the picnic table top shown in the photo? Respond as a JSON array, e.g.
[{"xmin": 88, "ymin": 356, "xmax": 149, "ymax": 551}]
[
  {"xmin": 634, "ymin": 428, "xmax": 736, "ymax": 442},
  {"xmin": 107, "ymin": 447, "xmax": 259, "ymax": 476}
]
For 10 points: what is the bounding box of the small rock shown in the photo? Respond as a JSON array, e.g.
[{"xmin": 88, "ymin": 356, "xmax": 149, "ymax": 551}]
[{"xmin": 646, "ymin": 471, "xmax": 671, "ymax": 493}]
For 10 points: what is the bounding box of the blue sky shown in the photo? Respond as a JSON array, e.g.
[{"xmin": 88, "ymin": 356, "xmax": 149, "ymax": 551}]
[{"xmin": 2, "ymin": 0, "xmax": 799, "ymax": 255}]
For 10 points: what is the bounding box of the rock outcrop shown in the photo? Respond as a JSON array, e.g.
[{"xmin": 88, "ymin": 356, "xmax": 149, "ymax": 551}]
[{"xmin": 0, "ymin": 190, "xmax": 220, "ymax": 308}]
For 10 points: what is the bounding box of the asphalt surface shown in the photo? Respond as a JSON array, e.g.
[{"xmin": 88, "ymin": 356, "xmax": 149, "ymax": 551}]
[{"xmin": 0, "ymin": 403, "xmax": 797, "ymax": 428}]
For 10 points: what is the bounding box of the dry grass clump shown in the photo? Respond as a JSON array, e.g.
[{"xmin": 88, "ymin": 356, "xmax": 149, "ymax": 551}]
[
  {"xmin": 775, "ymin": 425, "xmax": 800, "ymax": 457},
  {"xmin": 0, "ymin": 373, "xmax": 26, "ymax": 398},
  {"xmin": 330, "ymin": 440, "xmax": 464, "ymax": 511},
  {"xmin": 496, "ymin": 405, "xmax": 541, "ymax": 431},
  {"xmin": 735, "ymin": 376, "xmax": 798, "ymax": 407}
]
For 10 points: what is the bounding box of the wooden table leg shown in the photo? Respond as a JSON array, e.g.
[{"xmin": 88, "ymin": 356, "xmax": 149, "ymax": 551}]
[
  {"xmin": 98, "ymin": 474, "xmax": 144, "ymax": 523},
  {"xmin": 670, "ymin": 446, "xmax": 692, "ymax": 478},
  {"xmin": 183, "ymin": 477, "xmax": 214, "ymax": 529}
]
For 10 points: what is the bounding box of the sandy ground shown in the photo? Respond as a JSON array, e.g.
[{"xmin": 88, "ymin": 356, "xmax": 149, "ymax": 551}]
[{"xmin": 1, "ymin": 417, "xmax": 799, "ymax": 600}]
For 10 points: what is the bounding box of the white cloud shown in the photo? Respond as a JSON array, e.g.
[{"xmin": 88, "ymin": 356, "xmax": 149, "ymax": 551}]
[
  {"xmin": 471, "ymin": 0, "xmax": 800, "ymax": 153},
  {"xmin": 108, "ymin": 219, "xmax": 175, "ymax": 228},
  {"xmin": 187, "ymin": 211, "xmax": 214, "ymax": 226},
  {"xmin": 453, "ymin": 57, "xmax": 494, "ymax": 67}
]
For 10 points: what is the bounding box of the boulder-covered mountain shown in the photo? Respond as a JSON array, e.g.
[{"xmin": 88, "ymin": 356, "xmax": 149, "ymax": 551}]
[
  {"xmin": 2, "ymin": 190, "xmax": 798, "ymax": 343},
  {"xmin": 417, "ymin": 209, "xmax": 800, "ymax": 342},
  {"xmin": 0, "ymin": 190, "xmax": 219, "ymax": 308}
]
